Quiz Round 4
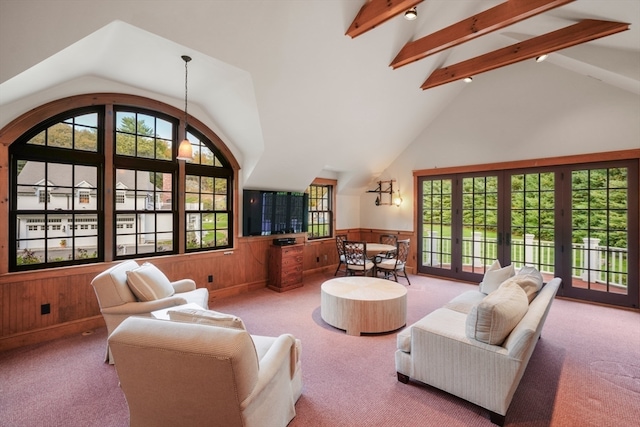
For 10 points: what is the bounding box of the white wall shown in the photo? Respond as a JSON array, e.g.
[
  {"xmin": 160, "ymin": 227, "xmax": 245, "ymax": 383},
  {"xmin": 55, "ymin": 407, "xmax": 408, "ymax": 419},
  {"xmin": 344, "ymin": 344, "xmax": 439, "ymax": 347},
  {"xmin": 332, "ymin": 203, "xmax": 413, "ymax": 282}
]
[{"xmin": 360, "ymin": 61, "xmax": 640, "ymax": 232}]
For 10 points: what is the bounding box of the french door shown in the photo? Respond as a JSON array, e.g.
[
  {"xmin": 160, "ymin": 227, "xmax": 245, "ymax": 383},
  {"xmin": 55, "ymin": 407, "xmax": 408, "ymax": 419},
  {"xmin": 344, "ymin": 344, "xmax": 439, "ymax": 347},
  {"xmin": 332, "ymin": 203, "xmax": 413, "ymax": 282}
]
[{"xmin": 418, "ymin": 160, "xmax": 638, "ymax": 308}]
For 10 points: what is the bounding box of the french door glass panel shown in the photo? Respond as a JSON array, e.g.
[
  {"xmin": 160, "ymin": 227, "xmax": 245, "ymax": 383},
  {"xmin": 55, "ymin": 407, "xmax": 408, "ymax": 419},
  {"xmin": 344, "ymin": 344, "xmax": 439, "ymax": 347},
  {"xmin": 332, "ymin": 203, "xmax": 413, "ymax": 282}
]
[
  {"xmin": 568, "ymin": 166, "xmax": 630, "ymax": 297},
  {"xmin": 420, "ymin": 178, "xmax": 452, "ymax": 271},
  {"xmin": 509, "ymin": 171, "xmax": 556, "ymax": 278},
  {"xmin": 461, "ymin": 176, "xmax": 499, "ymax": 275}
]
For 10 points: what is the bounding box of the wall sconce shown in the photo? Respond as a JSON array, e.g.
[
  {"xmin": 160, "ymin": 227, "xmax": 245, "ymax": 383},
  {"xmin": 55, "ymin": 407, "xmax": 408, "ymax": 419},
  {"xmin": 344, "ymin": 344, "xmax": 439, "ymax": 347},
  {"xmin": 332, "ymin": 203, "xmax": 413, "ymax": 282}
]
[{"xmin": 393, "ymin": 191, "xmax": 403, "ymax": 207}]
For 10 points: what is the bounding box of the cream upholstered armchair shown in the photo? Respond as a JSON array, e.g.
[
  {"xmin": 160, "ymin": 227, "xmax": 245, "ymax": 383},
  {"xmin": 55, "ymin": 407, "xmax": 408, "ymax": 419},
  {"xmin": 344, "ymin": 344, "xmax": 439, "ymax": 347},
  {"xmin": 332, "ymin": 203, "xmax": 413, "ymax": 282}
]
[
  {"xmin": 90, "ymin": 260, "xmax": 209, "ymax": 363},
  {"xmin": 109, "ymin": 315, "xmax": 303, "ymax": 427}
]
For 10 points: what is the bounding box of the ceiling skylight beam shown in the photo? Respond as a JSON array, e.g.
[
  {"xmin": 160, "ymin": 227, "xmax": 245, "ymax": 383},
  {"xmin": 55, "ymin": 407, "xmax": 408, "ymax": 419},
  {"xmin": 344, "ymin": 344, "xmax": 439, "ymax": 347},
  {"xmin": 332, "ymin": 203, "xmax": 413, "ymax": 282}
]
[
  {"xmin": 391, "ymin": 0, "xmax": 575, "ymax": 69},
  {"xmin": 421, "ymin": 19, "xmax": 630, "ymax": 90}
]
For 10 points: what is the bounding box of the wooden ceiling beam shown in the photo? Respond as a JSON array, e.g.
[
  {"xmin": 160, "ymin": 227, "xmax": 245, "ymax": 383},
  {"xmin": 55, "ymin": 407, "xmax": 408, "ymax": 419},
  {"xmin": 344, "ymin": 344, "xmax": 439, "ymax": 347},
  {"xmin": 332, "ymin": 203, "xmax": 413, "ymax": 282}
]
[
  {"xmin": 421, "ymin": 19, "xmax": 630, "ymax": 90},
  {"xmin": 346, "ymin": 0, "xmax": 423, "ymax": 39},
  {"xmin": 391, "ymin": 0, "xmax": 575, "ymax": 69}
]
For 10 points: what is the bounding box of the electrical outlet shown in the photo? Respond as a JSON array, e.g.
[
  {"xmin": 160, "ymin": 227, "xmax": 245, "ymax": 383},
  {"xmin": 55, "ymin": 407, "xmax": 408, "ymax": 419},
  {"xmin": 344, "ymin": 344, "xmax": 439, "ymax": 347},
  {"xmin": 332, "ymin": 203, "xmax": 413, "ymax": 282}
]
[
  {"xmin": 324, "ymin": 254, "xmax": 328, "ymax": 261},
  {"xmin": 208, "ymin": 275, "xmax": 213, "ymax": 283},
  {"xmin": 41, "ymin": 303, "xmax": 50, "ymax": 315}
]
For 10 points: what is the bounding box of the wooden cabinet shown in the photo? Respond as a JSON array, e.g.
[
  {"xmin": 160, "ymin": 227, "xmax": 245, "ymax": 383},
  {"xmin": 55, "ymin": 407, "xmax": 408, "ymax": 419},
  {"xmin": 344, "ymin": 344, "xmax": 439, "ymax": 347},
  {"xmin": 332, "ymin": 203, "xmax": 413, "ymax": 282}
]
[{"xmin": 268, "ymin": 244, "xmax": 303, "ymax": 292}]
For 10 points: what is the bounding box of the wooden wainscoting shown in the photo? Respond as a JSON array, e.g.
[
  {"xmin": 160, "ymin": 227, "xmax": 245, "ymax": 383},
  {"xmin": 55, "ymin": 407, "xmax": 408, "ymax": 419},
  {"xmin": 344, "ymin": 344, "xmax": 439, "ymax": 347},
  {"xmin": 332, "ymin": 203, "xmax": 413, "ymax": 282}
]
[{"xmin": 0, "ymin": 229, "xmax": 412, "ymax": 351}]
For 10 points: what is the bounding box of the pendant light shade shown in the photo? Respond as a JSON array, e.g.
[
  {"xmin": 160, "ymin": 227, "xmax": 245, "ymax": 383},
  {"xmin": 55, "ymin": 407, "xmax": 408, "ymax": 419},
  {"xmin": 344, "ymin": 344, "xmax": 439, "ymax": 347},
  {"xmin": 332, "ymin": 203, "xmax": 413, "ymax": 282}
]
[
  {"xmin": 177, "ymin": 138, "xmax": 193, "ymax": 160},
  {"xmin": 177, "ymin": 55, "xmax": 193, "ymax": 161}
]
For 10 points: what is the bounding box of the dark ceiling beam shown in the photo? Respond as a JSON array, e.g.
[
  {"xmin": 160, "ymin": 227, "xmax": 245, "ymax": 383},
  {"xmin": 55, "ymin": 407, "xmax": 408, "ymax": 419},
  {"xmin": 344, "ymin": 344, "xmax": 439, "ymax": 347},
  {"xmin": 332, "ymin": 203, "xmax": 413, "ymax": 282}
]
[
  {"xmin": 346, "ymin": 0, "xmax": 423, "ymax": 39},
  {"xmin": 391, "ymin": 0, "xmax": 575, "ymax": 69},
  {"xmin": 421, "ymin": 19, "xmax": 630, "ymax": 90}
]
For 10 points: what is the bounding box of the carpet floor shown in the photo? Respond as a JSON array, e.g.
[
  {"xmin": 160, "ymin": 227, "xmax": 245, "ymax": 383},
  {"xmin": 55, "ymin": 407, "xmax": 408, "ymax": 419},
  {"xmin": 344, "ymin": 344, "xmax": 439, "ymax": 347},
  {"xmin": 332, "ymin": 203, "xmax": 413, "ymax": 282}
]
[{"xmin": 1, "ymin": 272, "xmax": 639, "ymax": 426}]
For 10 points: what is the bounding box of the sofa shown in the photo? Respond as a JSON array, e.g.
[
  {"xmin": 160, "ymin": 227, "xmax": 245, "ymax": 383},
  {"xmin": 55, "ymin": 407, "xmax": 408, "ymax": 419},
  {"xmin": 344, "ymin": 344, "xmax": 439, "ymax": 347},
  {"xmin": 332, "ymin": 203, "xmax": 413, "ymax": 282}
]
[
  {"xmin": 109, "ymin": 312, "xmax": 303, "ymax": 427},
  {"xmin": 395, "ymin": 262, "xmax": 561, "ymax": 425}
]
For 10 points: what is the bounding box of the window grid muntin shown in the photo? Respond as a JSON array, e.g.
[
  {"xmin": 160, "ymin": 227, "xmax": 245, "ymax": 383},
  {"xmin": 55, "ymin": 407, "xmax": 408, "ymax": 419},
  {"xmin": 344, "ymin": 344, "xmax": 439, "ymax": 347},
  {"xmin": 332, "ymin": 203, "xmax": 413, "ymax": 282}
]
[
  {"xmin": 183, "ymin": 130, "xmax": 233, "ymax": 252},
  {"xmin": 11, "ymin": 107, "xmax": 103, "ymax": 271},
  {"xmin": 9, "ymin": 100, "xmax": 236, "ymax": 271},
  {"xmin": 114, "ymin": 109, "xmax": 175, "ymax": 161},
  {"xmin": 307, "ymin": 184, "xmax": 332, "ymax": 239},
  {"xmin": 510, "ymin": 172, "xmax": 555, "ymax": 274},
  {"xmin": 571, "ymin": 167, "xmax": 629, "ymax": 292},
  {"xmin": 421, "ymin": 178, "xmax": 453, "ymax": 270},
  {"xmin": 461, "ymin": 176, "xmax": 499, "ymax": 275}
]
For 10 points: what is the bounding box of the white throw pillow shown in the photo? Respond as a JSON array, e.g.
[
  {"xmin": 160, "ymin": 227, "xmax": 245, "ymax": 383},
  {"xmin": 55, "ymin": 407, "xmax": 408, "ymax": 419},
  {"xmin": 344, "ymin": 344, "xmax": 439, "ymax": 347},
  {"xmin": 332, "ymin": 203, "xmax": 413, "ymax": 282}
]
[
  {"xmin": 465, "ymin": 280, "xmax": 529, "ymax": 346},
  {"xmin": 169, "ymin": 308, "xmax": 246, "ymax": 330},
  {"xmin": 479, "ymin": 260, "xmax": 515, "ymax": 294},
  {"xmin": 508, "ymin": 266, "xmax": 545, "ymax": 303},
  {"xmin": 126, "ymin": 262, "xmax": 175, "ymax": 301}
]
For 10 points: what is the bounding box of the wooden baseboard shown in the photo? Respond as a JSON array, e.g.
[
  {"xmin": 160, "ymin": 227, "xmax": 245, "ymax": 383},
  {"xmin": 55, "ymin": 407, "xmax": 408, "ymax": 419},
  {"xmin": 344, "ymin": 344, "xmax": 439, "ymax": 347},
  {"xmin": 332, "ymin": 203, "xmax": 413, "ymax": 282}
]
[{"xmin": 0, "ymin": 316, "xmax": 105, "ymax": 353}]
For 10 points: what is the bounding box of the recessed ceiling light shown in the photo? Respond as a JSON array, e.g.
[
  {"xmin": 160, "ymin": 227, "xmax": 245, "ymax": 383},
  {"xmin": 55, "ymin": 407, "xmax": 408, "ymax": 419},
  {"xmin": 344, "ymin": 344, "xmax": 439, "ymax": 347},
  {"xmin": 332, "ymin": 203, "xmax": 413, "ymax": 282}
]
[
  {"xmin": 536, "ymin": 54, "xmax": 549, "ymax": 62},
  {"xmin": 404, "ymin": 7, "xmax": 417, "ymax": 21},
  {"xmin": 463, "ymin": 76, "xmax": 473, "ymax": 83}
]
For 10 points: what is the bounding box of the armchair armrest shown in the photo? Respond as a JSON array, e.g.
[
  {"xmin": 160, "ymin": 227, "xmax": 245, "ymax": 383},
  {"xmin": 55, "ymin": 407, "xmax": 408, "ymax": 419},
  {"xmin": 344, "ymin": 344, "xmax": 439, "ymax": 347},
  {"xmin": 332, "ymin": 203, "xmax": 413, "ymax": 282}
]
[
  {"xmin": 171, "ymin": 278, "xmax": 197, "ymax": 293},
  {"xmin": 241, "ymin": 334, "xmax": 297, "ymax": 410},
  {"xmin": 100, "ymin": 296, "xmax": 188, "ymax": 315}
]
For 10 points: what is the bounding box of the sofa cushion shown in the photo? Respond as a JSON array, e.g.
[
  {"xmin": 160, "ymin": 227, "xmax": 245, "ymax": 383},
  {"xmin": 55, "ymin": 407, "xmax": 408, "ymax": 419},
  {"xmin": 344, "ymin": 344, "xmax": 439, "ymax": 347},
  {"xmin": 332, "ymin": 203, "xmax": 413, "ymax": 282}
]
[
  {"xmin": 168, "ymin": 308, "xmax": 246, "ymax": 330},
  {"xmin": 126, "ymin": 262, "xmax": 175, "ymax": 301},
  {"xmin": 509, "ymin": 266, "xmax": 545, "ymax": 302},
  {"xmin": 444, "ymin": 290, "xmax": 486, "ymax": 314},
  {"xmin": 466, "ymin": 280, "xmax": 529, "ymax": 345},
  {"xmin": 479, "ymin": 260, "xmax": 515, "ymax": 294}
]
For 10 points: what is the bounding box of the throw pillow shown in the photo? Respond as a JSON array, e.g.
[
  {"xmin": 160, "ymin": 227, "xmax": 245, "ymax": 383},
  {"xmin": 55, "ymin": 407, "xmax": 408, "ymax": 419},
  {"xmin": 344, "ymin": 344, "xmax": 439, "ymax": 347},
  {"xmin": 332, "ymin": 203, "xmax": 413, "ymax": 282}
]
[
  {"xmin": 168, "ymin": 308, "xmax": 246, "ymax": 330},
  {"xmin": 507, "ymin": 266, "xmax": 545, "ymax": 303},
  {"xmin": 465, "ymin": 280, "xmax": 529, "ymax": 346},
  {"xmin": 444, "ymin": 291, "xmax": 486, "ymax": 314},
  {"xmin": 479, "ymin": 260, "xmax": 515, "ymax": 294},
  {"xmin": 126, "ymin": 262, "xmax": 175, "ymax": 301}
]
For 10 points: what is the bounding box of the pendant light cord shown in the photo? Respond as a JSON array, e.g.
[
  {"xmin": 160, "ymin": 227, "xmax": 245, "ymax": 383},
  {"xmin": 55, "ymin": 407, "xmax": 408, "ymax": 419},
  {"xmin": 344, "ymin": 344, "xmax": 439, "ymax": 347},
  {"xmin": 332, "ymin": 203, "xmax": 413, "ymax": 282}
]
[{"xmin": 182, "ymin": 55, "xmax": 191, "ymax": 140}]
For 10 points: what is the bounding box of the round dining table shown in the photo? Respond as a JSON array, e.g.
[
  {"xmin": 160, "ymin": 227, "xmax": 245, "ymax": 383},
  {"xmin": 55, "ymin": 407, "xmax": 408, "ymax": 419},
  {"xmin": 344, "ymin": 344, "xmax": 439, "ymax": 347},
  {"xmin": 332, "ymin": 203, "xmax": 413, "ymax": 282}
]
[{"xmin": 365, "ymin": 243, "xmax": 396, "ymax": 258}]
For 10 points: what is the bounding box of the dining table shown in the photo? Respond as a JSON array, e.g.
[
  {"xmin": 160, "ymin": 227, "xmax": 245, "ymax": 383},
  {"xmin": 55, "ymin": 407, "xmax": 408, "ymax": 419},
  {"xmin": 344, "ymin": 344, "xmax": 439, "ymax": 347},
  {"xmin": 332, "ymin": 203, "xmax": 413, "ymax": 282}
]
[{"xmin": 365, "ymin": 243, "xmax": 396, "ymax": 259}]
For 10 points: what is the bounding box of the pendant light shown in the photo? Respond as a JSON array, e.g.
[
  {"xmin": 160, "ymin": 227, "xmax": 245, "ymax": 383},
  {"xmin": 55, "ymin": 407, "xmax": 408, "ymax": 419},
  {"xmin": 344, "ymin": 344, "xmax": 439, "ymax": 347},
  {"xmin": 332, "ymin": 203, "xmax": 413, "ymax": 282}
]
[{"xmin": 177, "ymin": 55, "xmax": 193, "ymax": 161}]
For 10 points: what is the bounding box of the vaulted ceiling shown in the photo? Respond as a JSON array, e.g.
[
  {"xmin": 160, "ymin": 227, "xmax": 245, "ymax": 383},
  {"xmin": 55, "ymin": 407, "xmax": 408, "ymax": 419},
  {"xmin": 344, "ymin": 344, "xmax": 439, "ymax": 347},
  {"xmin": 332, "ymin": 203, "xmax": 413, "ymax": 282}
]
[{"xmin": 1, "ymin": 1, "xmax": 638, "ymax": 195}]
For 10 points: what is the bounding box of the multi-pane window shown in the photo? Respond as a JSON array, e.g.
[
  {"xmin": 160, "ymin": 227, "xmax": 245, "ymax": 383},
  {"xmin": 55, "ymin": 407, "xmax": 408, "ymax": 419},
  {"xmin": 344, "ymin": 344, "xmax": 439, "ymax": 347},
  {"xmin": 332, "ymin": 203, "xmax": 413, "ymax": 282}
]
[
  {"xmin": 9, "ymin": 100, "xmax": 235, "ymax": 271},
  {"xmin": 307, "ymin": 183, "xmax": 332, "ymax": 239},
  {"xmin": 184, "ymin": 130, "xmax": 232, "ymax": 251},
  {"xmin": 12, "ymin": 107, "xmax": 101, "ymax": 269},
  {"xmin": 115, "ymin": 169, "xmax": 174, "ymax": 255}
]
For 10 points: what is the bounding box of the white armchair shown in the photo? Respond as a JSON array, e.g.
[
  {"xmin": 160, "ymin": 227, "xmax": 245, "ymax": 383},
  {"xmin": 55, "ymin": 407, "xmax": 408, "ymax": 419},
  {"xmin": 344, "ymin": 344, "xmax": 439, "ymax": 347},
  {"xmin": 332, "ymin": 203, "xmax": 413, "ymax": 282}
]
[
  {"xmin": 90, "ymin": 260, "xmax": 209, "ymax": 363},
  {"xmin": 108, "ymin": 316, "xmax": 303, "ymax": 427}
]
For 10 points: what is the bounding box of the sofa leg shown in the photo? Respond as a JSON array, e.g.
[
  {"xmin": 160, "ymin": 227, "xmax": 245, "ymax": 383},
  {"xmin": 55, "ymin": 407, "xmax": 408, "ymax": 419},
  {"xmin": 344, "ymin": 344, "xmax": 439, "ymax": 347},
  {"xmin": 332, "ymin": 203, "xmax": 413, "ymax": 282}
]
[
  {"xmin": 489, "ymin": 411, "xmax": 505, "ymax": 426},
  {"xmin": 397, "ymin": 372, "xmax": 410, "ymax": 384}
]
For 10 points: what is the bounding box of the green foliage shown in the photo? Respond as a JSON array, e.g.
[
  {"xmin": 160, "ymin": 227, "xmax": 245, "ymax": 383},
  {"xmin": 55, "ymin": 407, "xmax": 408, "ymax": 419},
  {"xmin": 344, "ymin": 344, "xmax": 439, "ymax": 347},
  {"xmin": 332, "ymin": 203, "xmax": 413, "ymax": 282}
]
[
  {"xmin": 421, "ymin": 168, "xmax": 629, "ymax": 248},
  {"xmin": 17, "ymin": 249, "xmax": 42, "ymax": 265}
]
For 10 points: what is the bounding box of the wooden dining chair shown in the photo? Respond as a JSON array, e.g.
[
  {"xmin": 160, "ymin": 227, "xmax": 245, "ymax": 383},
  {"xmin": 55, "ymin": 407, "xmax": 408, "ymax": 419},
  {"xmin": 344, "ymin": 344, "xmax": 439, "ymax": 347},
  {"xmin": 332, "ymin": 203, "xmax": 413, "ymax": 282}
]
[
  {"xmin": 334, "ymin": 234, "xmax": 348, "ymax": 276},
  {"xmin": 376, "ymin": 239, "xmax": 411, "ymax": 285},
  {"xmin": 343, "ymin": 240, "xmax": 375, "ymax": 276}
]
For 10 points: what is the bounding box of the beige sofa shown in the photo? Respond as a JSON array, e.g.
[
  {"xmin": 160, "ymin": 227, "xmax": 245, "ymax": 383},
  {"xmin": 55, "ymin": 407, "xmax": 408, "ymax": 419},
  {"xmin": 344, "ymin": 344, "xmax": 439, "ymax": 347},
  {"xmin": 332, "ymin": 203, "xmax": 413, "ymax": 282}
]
[
  {"xmin": 395, "ymin": 266, "xmax": 561, "ymax": 426},
  {"xmin": 109, "ymin": 315, "xmax": 303, "ymax": 427}
]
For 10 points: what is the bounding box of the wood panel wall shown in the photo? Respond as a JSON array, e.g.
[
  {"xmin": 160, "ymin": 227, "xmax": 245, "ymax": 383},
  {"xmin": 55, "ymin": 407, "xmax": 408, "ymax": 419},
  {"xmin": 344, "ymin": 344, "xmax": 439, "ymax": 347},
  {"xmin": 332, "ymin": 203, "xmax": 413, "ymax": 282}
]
[{"xmin": 0, "ymin": 229, "xmax": 415, "ymax": 351}]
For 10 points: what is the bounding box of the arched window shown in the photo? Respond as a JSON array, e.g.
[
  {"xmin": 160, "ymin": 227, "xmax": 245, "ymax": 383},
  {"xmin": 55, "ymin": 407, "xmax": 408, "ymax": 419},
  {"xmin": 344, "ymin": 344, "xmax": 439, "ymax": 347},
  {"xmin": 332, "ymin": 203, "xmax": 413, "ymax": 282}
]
[{"xmin": 8, "ymin": 95, "xmax": 236, "ymax": 272}]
